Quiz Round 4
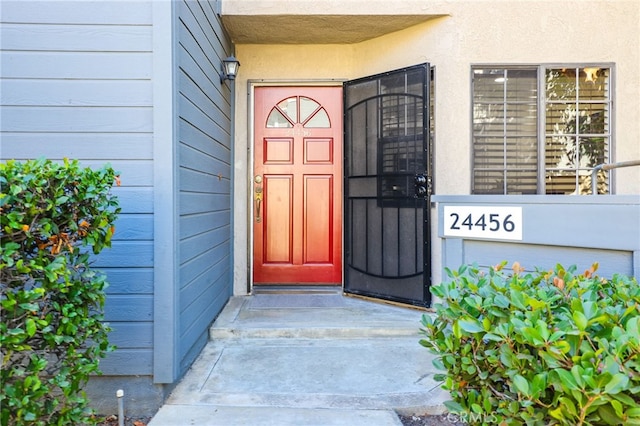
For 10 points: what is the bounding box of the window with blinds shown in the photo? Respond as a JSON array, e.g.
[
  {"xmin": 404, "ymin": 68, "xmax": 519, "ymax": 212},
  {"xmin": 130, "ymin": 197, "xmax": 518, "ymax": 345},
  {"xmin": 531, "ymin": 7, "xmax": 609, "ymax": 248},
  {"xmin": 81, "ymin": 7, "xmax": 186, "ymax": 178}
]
[
  {"xmin": 472, "ymin": 68, "xmax": 538, "ymax": 194},
  {"xmin": 472, "ymin": 66, "xmax": 611, "ymax": 195},
  {"xmin": 545, "ymin": 68, "xmax": 610, "ymax": 195}
]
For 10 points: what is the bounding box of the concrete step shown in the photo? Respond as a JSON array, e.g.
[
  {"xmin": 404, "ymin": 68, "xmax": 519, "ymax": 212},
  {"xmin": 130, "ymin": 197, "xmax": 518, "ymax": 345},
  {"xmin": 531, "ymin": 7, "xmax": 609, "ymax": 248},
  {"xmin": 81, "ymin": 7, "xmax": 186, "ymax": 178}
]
[
  {"xmin": 168, "ymin": 338, "xmax": 444, "ymax": 409},
  {"xmin": 148, "ymin": 405, "xmax": 406, "ymax": 426},
  {"xmin": 149, "ymin": 337, "xmax": 447, "ymax": 426},
  {"xmin": 209, "ymin": 294, "xmax": 429, "ymax": 340},
  {"xmin": 150, "ymin": 294, "xmax": 448, "ymax": 426}
]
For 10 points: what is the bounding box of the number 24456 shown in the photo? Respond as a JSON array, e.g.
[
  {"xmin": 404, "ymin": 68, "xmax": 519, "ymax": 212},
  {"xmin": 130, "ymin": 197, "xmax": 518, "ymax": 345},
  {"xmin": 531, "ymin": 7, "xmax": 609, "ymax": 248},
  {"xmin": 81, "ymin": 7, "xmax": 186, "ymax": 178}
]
[
  {"xmin": 443, "ymin": 206, "xmax": 522, "ymax": 240},
  {"xmin": 449, "ymin": 212, "xmax": 516, "ymax": 232}
]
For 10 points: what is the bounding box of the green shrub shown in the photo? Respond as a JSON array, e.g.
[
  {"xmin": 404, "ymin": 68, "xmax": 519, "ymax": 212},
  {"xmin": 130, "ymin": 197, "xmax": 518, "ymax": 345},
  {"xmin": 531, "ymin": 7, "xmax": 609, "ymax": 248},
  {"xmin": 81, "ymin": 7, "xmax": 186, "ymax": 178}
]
[
  {"xmin": 420, "ymin": 262, "xmax": 640, "ymax": 425},
  {"xmin": 1, "ymin": 158, "xmax": 120, "ymax": 426}
]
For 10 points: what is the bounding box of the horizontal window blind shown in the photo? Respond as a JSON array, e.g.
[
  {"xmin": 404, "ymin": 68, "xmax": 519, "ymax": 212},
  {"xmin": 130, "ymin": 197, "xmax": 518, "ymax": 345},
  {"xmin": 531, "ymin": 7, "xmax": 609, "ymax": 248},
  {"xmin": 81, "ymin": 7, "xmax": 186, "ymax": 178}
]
[{"xmin": 472, "ymin": 68, "xmax": 538, "ymax": 194}]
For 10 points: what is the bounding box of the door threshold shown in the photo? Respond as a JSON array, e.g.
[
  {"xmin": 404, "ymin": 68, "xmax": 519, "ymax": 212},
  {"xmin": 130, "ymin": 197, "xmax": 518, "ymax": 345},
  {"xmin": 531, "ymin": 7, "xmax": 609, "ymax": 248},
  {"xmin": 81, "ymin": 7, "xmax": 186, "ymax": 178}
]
[
  {"xmin": 343, "ymin": 292, "xmax": 431, "ymax": 312},
  {"xmin": 252, "ymin": 285, "xmax": 343, "ymax": 295}
]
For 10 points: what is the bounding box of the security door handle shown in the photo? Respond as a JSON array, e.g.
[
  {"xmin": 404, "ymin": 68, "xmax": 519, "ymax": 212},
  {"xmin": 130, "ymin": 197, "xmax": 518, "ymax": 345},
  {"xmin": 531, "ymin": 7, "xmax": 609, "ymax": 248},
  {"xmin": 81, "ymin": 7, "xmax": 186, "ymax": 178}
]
[{"xmin": 414, "ymin": 174, "xmax": 431, "ymax": 198}]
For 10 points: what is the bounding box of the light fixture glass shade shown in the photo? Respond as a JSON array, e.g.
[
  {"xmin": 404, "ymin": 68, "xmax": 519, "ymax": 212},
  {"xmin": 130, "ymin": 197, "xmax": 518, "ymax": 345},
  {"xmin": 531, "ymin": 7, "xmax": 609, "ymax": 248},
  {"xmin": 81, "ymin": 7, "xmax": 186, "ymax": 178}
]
[{"xmin": 222, "ymin": 55, "xmax": 240, "ymax": 81}]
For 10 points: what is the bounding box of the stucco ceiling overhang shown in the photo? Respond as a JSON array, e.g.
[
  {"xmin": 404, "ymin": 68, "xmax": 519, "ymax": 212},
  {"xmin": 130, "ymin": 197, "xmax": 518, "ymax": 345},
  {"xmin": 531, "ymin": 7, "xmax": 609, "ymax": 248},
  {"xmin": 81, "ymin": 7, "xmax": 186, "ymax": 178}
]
[
  {"xmin": 221, "ymin": 14, "xmax": 445, "ymax": 44},
  {"xmin": 220, "ymin": 1, "xmax": 449, "ymax": 44}
]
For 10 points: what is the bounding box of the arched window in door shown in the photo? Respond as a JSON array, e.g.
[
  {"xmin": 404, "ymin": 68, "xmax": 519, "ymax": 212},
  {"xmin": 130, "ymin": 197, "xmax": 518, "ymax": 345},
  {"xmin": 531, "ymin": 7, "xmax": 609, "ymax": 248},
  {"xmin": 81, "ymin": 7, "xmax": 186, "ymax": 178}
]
[{"xmin": 266, "ymin": 96, "xmax": 330, "ymax": 128}]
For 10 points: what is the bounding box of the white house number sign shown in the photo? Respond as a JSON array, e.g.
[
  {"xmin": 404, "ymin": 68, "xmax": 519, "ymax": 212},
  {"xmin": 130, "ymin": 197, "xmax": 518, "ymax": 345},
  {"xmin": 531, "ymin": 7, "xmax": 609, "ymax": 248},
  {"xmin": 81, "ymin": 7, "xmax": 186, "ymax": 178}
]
[{"xmin": 443, "ymin": 206, "xmax": 523, "ymax": 241}]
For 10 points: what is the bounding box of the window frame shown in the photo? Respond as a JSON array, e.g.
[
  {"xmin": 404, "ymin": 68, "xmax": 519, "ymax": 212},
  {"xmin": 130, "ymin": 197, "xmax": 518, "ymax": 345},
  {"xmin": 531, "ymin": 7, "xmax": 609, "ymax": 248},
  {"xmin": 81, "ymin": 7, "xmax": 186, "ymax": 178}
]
[{"xmin": 470, "ymin": 63, "xmax": 615, "ymax": 195}]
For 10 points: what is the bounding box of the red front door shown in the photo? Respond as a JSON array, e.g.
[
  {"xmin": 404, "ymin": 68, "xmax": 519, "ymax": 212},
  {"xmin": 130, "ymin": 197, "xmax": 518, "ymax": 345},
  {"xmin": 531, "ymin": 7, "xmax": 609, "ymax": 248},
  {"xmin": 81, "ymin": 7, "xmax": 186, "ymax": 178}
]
[{"xmin": 253, "ymin": 86, "xmax": 342, "ymax": 285}]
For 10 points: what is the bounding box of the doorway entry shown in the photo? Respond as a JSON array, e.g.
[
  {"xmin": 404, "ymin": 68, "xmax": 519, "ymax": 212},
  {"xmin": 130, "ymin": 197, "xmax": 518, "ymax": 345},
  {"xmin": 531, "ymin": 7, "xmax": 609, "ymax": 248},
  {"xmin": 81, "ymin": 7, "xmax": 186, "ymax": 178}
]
[
  {"xmin": 252, "ymin": 65, "xmax": 432, "ymax": 307},
  {"xmin": 253, "ymin": 86, "xmax": 343, "ymax": 285}
]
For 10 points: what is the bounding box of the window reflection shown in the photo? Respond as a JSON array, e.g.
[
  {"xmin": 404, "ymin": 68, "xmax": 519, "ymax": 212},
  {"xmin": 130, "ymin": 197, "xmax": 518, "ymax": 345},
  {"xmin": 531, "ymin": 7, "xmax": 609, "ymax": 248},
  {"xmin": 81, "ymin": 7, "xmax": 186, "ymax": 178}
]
[{"xmin": 266, "ymin": 96, "xmax": 330, "ymax": 128}]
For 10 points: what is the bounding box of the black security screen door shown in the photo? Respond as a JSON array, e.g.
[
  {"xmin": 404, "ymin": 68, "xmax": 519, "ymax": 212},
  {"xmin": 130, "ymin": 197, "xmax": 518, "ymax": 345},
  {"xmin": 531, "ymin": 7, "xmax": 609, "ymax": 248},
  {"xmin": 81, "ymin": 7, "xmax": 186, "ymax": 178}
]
[{"xmin": 344, "ymin": 63, "xmax": 432, "ymax": 307}]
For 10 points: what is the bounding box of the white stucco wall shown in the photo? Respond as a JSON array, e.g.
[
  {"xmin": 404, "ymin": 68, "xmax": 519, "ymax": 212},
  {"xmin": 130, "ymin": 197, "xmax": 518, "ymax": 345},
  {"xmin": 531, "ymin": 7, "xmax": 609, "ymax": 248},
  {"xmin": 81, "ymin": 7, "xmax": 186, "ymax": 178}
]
[{"xmin": 230, "ymin": 0, "xmax": 640, "ymax": 295}]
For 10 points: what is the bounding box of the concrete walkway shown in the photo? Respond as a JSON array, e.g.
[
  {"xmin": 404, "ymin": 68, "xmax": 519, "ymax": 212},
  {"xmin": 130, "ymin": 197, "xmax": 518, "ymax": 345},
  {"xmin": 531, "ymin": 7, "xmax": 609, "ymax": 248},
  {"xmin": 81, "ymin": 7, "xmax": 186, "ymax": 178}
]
[{"xmin": 148, "ymin": 288, "xmax": 448, "ymax": 426}]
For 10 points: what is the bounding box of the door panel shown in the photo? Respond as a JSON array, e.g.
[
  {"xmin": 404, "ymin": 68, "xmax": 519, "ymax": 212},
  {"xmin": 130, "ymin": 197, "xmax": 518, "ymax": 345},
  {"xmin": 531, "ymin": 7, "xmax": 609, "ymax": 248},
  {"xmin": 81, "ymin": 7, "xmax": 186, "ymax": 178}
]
[
  {"xmin": 343, "ymin": 64, "xmax": 432, "ymax": 307},
  {"xmin": 304, "ymin": 175, "xmax": 332, "ymax": 263},
  {"xmin": 264, "ymin": 138, "xmax": 293, "ymax": 163},
  {"xmin": 264, "ymin": 175, "xmax": 292, "ymax": 263},
  {"xmin": 253, "ymin": 86, "xmax": 342, "ymax": 285}
]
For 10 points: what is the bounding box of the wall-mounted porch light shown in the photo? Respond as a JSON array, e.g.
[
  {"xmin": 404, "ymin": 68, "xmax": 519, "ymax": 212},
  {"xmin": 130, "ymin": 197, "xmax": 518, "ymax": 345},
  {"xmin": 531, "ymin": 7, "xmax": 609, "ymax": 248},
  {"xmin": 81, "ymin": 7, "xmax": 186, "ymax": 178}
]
[{"xmin": 220, "ymin": 55, "xmax": 240, "ymax": 83}]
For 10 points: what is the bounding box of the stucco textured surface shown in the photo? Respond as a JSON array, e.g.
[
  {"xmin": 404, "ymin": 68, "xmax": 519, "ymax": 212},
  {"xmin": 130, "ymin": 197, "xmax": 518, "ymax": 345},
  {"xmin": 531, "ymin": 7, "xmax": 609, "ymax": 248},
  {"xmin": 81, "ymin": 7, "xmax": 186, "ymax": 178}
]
[
  {"xmin": 229, "ymin": 0, "xmax": 640, "ymax": 295},
  {"xmin": 222, "ymin": 15, "xmax": 444, "ymax": 44}
]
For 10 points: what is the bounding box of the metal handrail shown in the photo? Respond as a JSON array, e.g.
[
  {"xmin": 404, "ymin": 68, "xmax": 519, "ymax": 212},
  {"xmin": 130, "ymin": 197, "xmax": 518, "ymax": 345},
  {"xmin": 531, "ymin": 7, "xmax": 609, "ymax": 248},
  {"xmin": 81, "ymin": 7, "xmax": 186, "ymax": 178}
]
[{"xmin": 591, "ymin": 160, "xmax": 640, "ymax": 195}]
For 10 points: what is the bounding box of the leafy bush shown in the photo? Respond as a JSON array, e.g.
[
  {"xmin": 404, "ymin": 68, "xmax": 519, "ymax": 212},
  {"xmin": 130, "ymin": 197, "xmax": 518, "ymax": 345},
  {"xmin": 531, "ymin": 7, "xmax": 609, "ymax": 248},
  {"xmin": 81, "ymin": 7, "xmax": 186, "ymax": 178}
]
[
  {"xmin": 420, "ymin": 262, "xmax": 640, "ymax": 425},
  {"xmin": 1, "ymin": 158, "xmax": 120, "ymax": 425}
]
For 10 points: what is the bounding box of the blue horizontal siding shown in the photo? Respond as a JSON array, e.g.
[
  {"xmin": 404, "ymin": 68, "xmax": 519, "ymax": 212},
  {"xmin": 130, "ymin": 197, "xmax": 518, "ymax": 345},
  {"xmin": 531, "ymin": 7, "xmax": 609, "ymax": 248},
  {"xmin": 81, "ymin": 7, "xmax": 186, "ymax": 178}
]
[
  {"xmin": 177, "ymin": 65, "xmax": 231, "ymax": 132},
  {"xmin": 179, "ymin": 192, "xmax": 231, "ymax": 216},
  {"xmin": 179, "ymin": 334, "xmax": 208, "ymax": 374},
  {"xmin": 1, "ymin": 1, "xmax": 151, "ymax": 25},
  {"xmin": 175, "ymin": 0, "xmax": 233, "ymax": 379},
  {"xmin": 104, "ymin": 295, "xmax": 153, "ymax": 322},
  {"xmin": 178, "ymin": 97, "xmax": 230, "ymax": 153},
  {"xmin": 108, "ymin": 322, "xmax": 153, "ymax": 349},
  {"xmin": 2, "ymin": 80, "xmax": 153, "ymax": 107},
  {"xmin": 0, "ymin": 133, "xmax": 153, "ymax": 160},
  {"xmin": 1, "ymin": 23, "xmax": 152, "ymax": 52},
  {"xmin": 178, "ymin": 277, "xmax": 229, "ymax": 372},
  {"xmin": 0, "ymin": 0, "xmax": 155, "ymax": 379},
  {"xmin": 180, "ymin": 165, "xmax": 230, "ymax": 194},
  {"xmin": 103, "ymin": 268, "xmax": 153, "ymax": 295},
  {"xmin": 178, "ymin": 0, "xmax": 222, "ymax": 62},
  {"xmin": 101, "ymin": 349, "xmax": 153, "ymax": 376},
  {"xmin": 176, "ymin": 17, "xmax": 223, "ymax": 93},
  {"xmin": 180, "ymin": 225, "xmax": 230, "ymax": 264},
  {"xmin": 179, "ymin": 241, "xmax": 231, "ymax": 286},
  {"xmin": 94, "ymin": 241, "xmax": 154, "ymax": 268},
  {"xmin": 112, "ymin": 214, "xmax": 154, "ymax": 240},
  {"xmin": 180, "ymin": 142, "xmax": 230, "ymax": 173},
  {"xmin": 1, "ymin": 106, "xmax": 153, "ymax": 132},
  {"xmin": 112, "ymin": 188, "xmax": 154, "ymax": 213},
  {"xmin": 180, "ymin": 284, "xmax": 228, "ymax": 348},
  {"xmin": 180, "ymin": 255, "xmax": 231, "ymax": 307},
  {"xmin": 1, "ymin": 52, "xmax": 152, "ymax": 79},
  {"xmin": 180, "ymin": 211, "xmax": 229, "ymax": 239},
  {"xmin": 178, "ymin": 118, "xmax": 231, "ymax": 162},
  {"xmin": 82, "ymin": 161, "xmax": 154, "ymax": 187}
]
